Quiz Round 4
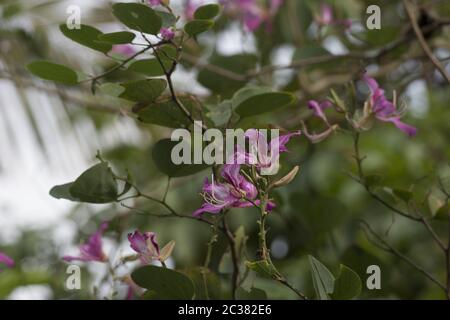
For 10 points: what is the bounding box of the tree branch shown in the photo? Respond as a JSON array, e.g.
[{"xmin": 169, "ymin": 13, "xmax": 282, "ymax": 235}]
[
  {"xmin": 360, "ymin": 220, "xmax": 446, "ymax": 292},
  {"xmin": 403, "ymin": 0, "xmax": 450, "ymax": 84}
]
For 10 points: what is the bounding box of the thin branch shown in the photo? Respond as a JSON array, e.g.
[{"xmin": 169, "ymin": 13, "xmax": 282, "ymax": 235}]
[
  {"xmin": 360, "ymin": 220, "xmax": 446, "ymax": 292},
  {"xmin": 403, "ymin": 0, "xmax": 450, "ymax": 84},
  {"xmin": 121, "ymin": 203, "xmax": 218, "ymax": 230},
  {"xmin": 352, "ymin": 133, "xmax": 420, "ymax": 222},
  {"xmin": 81, "ymin": 45, "xmax": 153, "ymax": 83},
  {"xmin": 142, "ymin": 34, "xmax": 200, "ymax": 127}
]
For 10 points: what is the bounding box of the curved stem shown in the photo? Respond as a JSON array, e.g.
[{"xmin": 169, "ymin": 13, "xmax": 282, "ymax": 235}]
[{"xmin": 255, "ymin": 188, "xmax": 307, "ymax": 300}]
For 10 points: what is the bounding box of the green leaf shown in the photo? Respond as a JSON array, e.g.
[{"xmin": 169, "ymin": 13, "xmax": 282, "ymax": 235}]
[
  {"xmin": 206, "ymin": 100, "xmax": 233, "ymax": 127},
  {"xmin": 119, "ymin": 79, "xmax": 167, "ymax": 102},
  {"xmin": 155, "ymin": 10, "xmax": 177, "ymax": 28},
  {"xmin": 112, "ymin": 3, "xmax": 162, "ymax": 35},
  {"xmin": 131, "ymin": 265, "xmax": 195, "ymax": 300},
  {"xmin": 361, "ymin": 26, "xmax": 401, "ymax": 46},
  {"xmin": 27, "ymin": 61, "xmax": 78, "ymax": 84},
  {"xmin": 69, "ymin": 162, "xmax": 118, "ymax": 203},
  {"xmin": 392, "ymin": 188, "xmax": 413, "ymax": 203},
  {"xmin": 97, "ymin": 31, "xmax": 135, "ymax": 44},
  {"xmin": 245, "ymin": 260, "xmax": 280, "ymax": 279},
  {"xmin": 184, "ymin": 19, "xmax": 214, "ymax": 36},
  {"xmin": 152, "ymin": 139, "xmax": 209, "ymax": 177},
  {"xmin": 231, "ymin": 86, "xmax": 271, "ymax": 109},
  {"xmin": 137, "ymin": 99, "xmax": 193, "ymax": 128},
  {"xmin": 98, "ymin": 82, "xmax": 125, "ymax": 97},
  {"xmin": 194, "ymin": 4, "xmax": 221, "ymax": 20},
  {"xmin": 60, "ymin": 24, "xmax": 112, "ymax": 53},
  {"xmin": 184, "ymin": 267, "xmax": 222, "ymax": 300},
  {"xmin": 234, "ymin": 88, "xmax": 296, "ymax": 118},
  {"xmin": 49, "ymin": 183, "xmax": 79, "ymax": 201},
  {"xmin": 308, "ymin": 255, "xmax": 335, "ymax": 300},
  {"xmin": 197, "ymin": 54, "xmax": 257, "ymax": 97},
  {"xmin": 330, "ymin": 265, "xmax": 362, "ymax": 300},
  {"xmin": 128, "ymin": 59, "xmax": 172, "ymax": 77},
  {"xmin": 236, "ymin": 287, "xmax": 267, "ymax": 300}
]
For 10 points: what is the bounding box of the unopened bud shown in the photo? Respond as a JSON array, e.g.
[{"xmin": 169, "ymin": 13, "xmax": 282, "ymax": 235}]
[{"xmin": 272, "ymin": 166, "xmax": 300, "ymax": 189}]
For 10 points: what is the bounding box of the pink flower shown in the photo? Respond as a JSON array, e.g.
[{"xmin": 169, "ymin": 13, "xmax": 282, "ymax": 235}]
[
  {"xmin": 127, "ymin": 230, "xmax": 160, "ymax": 264},
  {"xmin": 148, "ymin": 0, "xmax": 161, "ymax": 6},
  {"xmin": 111, "ymin": 44, "xmax": 135, "ymax": 57},
  {"xmin": 63, "ymin": 222, "xmax": 108, "ymax": 263},
  {"xmin": 363, "ymin": 73, "xmax": 417, "ymax": 137},
  {"xmin": 160, "ymin": 27, "xmax": 175, "ymax": 40},
  {"xmin": 0, "ymin": 252, "xmax": 14, "ymax": 271},
  {"xmin": 307, "ymin": 100, "xmax": 333, "ymax": 124},
  {"xmin": 316, "ymin": 4, "xmax": 351, "ymax": 29},
  {"xmin": 193, "ymin": 164, "xmax": 258, "ymax": 216},
  {"xmin": 235, "ymin": 129, "xmax": 301, "ymax": 174}
]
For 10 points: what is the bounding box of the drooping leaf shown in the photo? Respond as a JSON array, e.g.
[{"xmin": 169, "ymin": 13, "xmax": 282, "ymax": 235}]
[
  {"xmin": 112, "ymin": 3, "xmax": 162, "ymax": 35},
  {"xmin": 27, "ymin": 61, "xmax": 78, "ymax": 84},
  {"xmin": 194, "ymin": 4, "xmax": 221, "ymax": 20},
  {"xmin": 131, "ymin": 265, "xmax": 195, "ymax": 300},
  {"xmin": 308, "ymin": 255, "xmax": 335, "ymax": 300},
  {"xmin": 119, "ymin": 79, "xmax": 167, "ymax": 102},
  {"xmin": 60, "ymin": 24, "xmax": 112, "ymax": 53},
  {"xmin": 69, "ymin": 162, "xmax": 118, "ymax": 203},
  {"xmin": 49, "ymin": 183, "xmax": 79, "ymax": 201}
]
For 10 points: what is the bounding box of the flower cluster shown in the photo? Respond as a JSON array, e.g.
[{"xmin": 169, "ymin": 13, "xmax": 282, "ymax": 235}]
[
  {"xmin": 61, "ymin": 220, "xmax": 175, "ymax": 299},
  {"xmin": 63, "ymin": 222, "xmax": 109, "ymax": 263},
  {"xmin": 361, "ymin": 74, "xmax": 417, "ymax": 137},
  {"xmin": 193, "ymin": 129, "xmax": 300, "ymax": 216}
]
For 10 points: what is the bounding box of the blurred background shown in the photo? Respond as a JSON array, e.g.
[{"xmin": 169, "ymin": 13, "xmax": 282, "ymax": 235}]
[{"xmin": 0, "ymin": 0, "xmax": 449, "ymax": 299}]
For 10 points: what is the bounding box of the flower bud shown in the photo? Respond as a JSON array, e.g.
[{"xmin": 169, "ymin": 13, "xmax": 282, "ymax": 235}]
[{"xmin": 271, "ymin": 166, "xmax": 300, "ymax": 189}]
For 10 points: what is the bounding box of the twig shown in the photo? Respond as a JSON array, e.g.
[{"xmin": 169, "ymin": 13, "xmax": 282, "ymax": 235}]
[
  {"xmin": 360, "ymin": 220, "xmax": 446, "ymax": 292},
  {"xmin": 403, "ymin": 0, "xmax": 450, "ymax": 84},
  {"xmin": 352, "ymin": 133, "xmax": 420, "ymax": 222},
  {"xmin": 142, "ymin": 34, "xmax": 200, "ymax": 127}
]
